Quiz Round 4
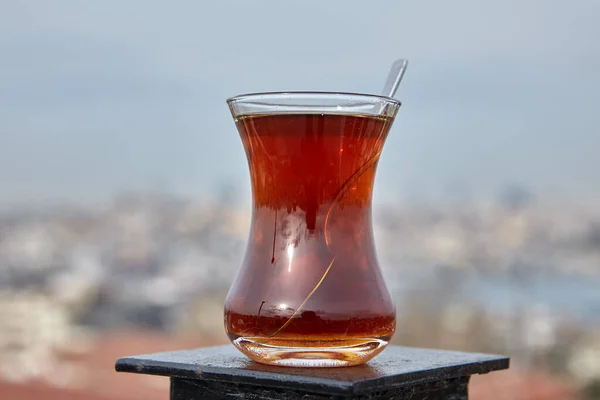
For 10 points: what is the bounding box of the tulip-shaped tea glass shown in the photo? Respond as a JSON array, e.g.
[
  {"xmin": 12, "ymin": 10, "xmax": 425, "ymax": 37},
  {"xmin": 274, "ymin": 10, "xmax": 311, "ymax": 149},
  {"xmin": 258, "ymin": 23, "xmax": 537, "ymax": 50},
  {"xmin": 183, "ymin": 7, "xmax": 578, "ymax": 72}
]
[{"xmin": 224, "ymin": 92, "xmax": 400, "ymax": 367}]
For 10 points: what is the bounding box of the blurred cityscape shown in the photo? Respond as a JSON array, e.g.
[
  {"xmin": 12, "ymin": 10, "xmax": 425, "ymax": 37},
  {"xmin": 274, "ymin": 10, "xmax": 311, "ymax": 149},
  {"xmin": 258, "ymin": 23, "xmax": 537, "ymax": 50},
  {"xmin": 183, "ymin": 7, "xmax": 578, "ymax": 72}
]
[{"xmin": 1, "ymin": 187, "xmax": 599, "ymax": 399}]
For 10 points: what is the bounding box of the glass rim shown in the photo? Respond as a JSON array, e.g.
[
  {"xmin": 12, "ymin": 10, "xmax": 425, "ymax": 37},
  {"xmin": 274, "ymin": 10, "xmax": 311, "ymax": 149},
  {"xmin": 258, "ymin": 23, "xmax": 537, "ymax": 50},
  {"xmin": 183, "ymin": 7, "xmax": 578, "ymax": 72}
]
[{"xmin": 226, "ymin": 91, "xmax": 401, "ymax": 107}]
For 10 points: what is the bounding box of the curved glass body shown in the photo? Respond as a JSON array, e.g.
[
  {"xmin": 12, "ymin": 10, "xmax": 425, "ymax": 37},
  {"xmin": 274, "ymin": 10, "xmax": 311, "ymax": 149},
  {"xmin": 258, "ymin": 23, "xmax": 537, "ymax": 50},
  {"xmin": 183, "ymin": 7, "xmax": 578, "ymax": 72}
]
[{"xmin": 225, "ymin": 92, "xmax": 400, "ymax": 367}]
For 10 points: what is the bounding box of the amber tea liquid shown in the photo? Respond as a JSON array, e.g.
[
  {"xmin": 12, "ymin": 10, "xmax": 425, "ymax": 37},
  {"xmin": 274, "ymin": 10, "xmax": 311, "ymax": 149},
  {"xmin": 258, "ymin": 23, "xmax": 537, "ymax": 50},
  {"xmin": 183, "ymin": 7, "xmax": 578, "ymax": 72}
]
[{"xmin": 225, "ymin": 112, "xmax": 396, "ymax": 367}]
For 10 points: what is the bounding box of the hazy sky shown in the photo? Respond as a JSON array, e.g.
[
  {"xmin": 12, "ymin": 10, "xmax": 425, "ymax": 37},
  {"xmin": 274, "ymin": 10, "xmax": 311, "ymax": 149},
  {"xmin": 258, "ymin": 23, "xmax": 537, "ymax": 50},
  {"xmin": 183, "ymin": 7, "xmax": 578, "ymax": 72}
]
[{"xmin": 1, "ymin": 1, "xmax": 599, "ymax": 206}]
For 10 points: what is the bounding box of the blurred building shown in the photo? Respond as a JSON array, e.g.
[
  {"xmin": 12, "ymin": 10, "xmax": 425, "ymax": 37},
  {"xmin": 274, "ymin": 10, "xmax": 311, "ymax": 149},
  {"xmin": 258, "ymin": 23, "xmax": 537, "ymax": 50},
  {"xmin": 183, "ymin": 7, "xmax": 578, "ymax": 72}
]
[{"xmin": 0, "ymin": 193, "xmax": 599, "ymax": 397}]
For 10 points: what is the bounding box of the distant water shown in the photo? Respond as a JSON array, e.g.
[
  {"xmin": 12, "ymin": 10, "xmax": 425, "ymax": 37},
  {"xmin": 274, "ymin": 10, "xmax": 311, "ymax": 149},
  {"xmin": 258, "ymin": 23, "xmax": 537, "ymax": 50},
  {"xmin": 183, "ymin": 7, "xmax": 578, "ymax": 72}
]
[
  {"xmin": 388, "ymin": 267, "xmax": 600, "ymax": 326},
  {"xmin": 465, "ymin": 273, "xmax": 600, "ymax": 324}
]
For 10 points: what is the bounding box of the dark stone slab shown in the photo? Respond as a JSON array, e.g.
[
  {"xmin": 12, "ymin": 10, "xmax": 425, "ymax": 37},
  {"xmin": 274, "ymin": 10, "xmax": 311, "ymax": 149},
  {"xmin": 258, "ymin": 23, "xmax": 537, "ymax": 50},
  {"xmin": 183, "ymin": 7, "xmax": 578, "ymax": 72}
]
[
  {"xmin": 116, "ymin": 344, "xmax": 508, "ymax": 398},
  {"xmin": 170, "ymin": 375, "xmax": 470, "ymax": 399}
]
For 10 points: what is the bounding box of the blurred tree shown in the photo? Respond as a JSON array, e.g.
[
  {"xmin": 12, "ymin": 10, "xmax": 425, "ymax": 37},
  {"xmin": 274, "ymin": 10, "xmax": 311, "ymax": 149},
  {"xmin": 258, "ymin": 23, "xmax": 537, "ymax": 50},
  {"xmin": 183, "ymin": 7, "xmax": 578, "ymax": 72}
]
[{"xmin": 584, "ymin": 378, "xmax": 600, "ymax": 400}]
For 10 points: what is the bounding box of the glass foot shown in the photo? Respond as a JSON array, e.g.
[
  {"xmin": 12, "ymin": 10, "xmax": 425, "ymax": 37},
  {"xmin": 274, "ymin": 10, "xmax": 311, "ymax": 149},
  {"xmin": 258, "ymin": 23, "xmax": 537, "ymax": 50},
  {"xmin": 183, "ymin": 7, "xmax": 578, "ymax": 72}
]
[{"xmin": 232, "ymin": 337, "xmax": 389, "ymax": 367}]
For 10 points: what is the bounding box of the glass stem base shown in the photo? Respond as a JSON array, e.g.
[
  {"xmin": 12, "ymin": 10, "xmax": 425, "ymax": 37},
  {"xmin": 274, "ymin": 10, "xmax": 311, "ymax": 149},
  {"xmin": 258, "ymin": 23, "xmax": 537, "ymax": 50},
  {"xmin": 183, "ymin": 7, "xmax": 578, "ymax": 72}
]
[{"xmin": 232, "ymin": 337, "xmax": 389, "ymax": 367}]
